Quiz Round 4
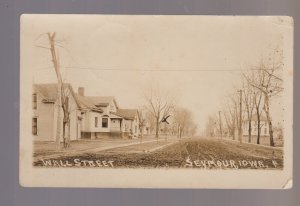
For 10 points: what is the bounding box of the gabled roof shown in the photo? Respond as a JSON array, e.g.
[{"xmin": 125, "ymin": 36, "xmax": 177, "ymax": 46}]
[
  {"xmin": 87, "ymin": 96, "xmax": 116, "ymax": 107},
  {"xmin": 33, "ymin": 83, "xmax": 81, "ymax": 107},
  {"xmin": 110, "ymin": 113, "xmax": 124, "ymax": 119},
  {"xmin": 77, "ymin": 95, "xmax": 118, "ymax": 107},
  {"xmin": 75, "ymin": 95, "xmax": 119, "ymax": 112},
  {"xmin": 75, "ymin": 95, "xmax": 104, "ymax": 113},
  {"xmin": 116, "ymin": 109, "xmax": 138, "ymax": 120}
]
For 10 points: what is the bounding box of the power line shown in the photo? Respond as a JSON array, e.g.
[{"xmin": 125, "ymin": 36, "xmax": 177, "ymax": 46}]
[
  {"xmin": 65, "ymin": 67, "xmax": 239, "ymax": 72},
  {"xmin": 35, "ymin": 66, "xmax": 278, "ymax": 72}
]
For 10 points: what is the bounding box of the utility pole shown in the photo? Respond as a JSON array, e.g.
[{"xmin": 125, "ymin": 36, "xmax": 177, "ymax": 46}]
[
  {"xmin": 238, "ymin": 90, "xmax": 243, "ymax": 143},
  {"xmin": 218, "ymin": 111, "xmax": 223, "ymax": 139},
  {"xmin": 233, "ymin": 106, "xmax": 237, "ymax": 140},
  {"xmin": 48, "ymin": 32, "xmax": 63, "ymax": 149}
]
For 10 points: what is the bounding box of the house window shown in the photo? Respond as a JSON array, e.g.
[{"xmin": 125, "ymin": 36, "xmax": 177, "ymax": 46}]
[
  {"xmin": 95, "ymin": 117, "xmax": 98, "ymax": 127},
  {"xmin": 102, "ymin": 118, "xmax": 108, "ymax": 128},
  {"xmin": 32, "ymin": 118, "xmax": 37, "ymax": 135},
  {"xmin": 32, "ymin": 94, "xmax": 37, "ymax": 109}
]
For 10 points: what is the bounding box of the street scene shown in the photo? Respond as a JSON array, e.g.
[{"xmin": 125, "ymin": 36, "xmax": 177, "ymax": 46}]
[
  {"xmin": 34, "ymin": 137, "xmax": 283, "ymax": 169},
  {"xmin": 25, "ymin": 16, "xmax": 289, "ymax": 170}
]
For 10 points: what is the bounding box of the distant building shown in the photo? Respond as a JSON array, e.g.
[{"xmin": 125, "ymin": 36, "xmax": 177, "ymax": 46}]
[
  {"xmin": 243, "ymin": 116, "xmax": 269, "ymax": 136},
  {"xmin": 115, "ymin": 109, "xmax": 139, "ymax": 138},
  {"xmin": 242, "ymin": 115, "xmax": 270, "ymax": 143}
]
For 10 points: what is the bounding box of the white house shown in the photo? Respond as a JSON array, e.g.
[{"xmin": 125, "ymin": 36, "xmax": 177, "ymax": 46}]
[
  {"xmin": 76, "ymin": 87, "xmax": 140, "ymax": 139},
  {"xmin": 32, "ymin": 83, "xmax": 82, "ymax": 141}
]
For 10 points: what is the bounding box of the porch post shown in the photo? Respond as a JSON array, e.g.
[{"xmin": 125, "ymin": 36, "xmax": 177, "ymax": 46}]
[{"xmin": 120, "ymin": 119, "xmax": 124, "ymax": 139}]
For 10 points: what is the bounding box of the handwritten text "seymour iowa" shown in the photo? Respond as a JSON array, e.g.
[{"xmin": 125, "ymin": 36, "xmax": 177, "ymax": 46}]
[{"xmin": 185, "ymin": 158, "xmax": 279, "ymax": 169}]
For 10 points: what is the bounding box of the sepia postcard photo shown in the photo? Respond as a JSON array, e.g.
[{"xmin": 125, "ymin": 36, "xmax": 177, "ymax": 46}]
[{"xmin": 20, "ymin": 15, "xmax": 293, "ymax": 188}]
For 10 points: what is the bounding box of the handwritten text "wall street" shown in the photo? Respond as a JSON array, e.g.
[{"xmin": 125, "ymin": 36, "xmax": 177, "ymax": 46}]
[{"xmin": 41, "ymin": 159, "xmax": 114, "ymax": 167}]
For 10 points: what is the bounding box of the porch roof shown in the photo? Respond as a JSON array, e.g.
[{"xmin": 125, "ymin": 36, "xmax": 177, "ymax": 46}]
[
  {"xmin": 110, "ymin": 113, "xmax": 124, "ymax": 119},
  {"xmin": 115, "ymin": 109, "xmax": 138, "ymax": 120},
  {"xmin": 76, "ymin": 95, "xmax": 104, "ymax": 113}
]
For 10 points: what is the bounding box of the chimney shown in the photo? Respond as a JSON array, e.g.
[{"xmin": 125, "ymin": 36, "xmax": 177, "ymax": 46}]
[{"xmin": 78, "ymin": 87, "xmax": 85, "ymax": 96}]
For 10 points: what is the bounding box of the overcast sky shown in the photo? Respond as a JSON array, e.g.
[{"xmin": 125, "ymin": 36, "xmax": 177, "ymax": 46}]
[{"xmin": 21, "ymin": 15, "xmax": 293, "ymax": 133}]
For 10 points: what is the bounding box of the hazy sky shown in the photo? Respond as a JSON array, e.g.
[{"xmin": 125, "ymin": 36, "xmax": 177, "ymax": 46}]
[{"xmin": 21, "ymin": 15, "xmax": 293, "ymax": 133}]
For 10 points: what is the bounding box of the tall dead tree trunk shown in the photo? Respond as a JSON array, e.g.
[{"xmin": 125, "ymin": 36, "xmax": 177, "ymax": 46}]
[
  {"xmin": 62, "ymin": 95, "xmax": 70, "ymax": 147},
  {"xmin": 48, "ymin": 32, "xmax": 63, "ymax": 149},
  {"xmin": 248, "ymin": 120, "xmax": 252, "ymax": 143},
  {"xmin": 256, "ymin": 108, "xmax": 261, "ymax": 144},
  {"xmin": 155, "ymin": 117, "xmax": 159, "ymax": 141},
  {"xmin": 264, "ymin": 94, "xmax": 275, "ymax": 146},
  {"xmin": 255, "ymin": 93, "xmax": 263, "ymax": 145},
  {"xmin": 47, "ymin": 32, "xmax": 71, "ymax": 149}
]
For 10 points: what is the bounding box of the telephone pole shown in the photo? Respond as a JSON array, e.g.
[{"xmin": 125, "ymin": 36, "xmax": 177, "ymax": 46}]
[
  {"xmin": 218, "ymin": 111, "xmax": 223, "ymax": 139},
  {"xmin": 238, "ymin": 90, "xmax": 243, "ymax": 143},
  {"xmin": 233, "ymin": 106, "xmax": 237, "ymax": 140},
  {"xmin": 48, "ymin": 32, "xmax": 63, "ymax": 149}
]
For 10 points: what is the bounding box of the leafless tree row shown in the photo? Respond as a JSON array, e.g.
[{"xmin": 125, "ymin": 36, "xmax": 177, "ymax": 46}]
[{"xmin": 206, "ymin": 49, "xmax": 284, "ymax": 147}]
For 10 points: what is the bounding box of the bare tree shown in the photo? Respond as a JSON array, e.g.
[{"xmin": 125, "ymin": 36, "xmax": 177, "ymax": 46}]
[
  {"xmin": 243, "ymin": 68, "xmax": 265, "ymax": 144},
  {"xmin": 61, "ymin": 84, "xmax": 72, "ymax": 147},
  {"xmin": 241, "ymin": 75, "xmax": 256, "ymax": 143},
  {"xmin": 47, "ymin": 32, "xmax": 63, "ymax": 148},
  {"xmin": 143, "ymin": 84, "xmax": 175, "ymax": 141},
  {"xmin": 244, "ymin": 49, "xmax": 283, "ymax": 146},
  {"xmin": 223, "ymin": 107, "xmax": 236, "ymax": 140},
  {"xmin": 137, "ymin": 109, "xmax": 146, "ymax": 143},
  {"xmin": 261, "ymin": 51, "xmax": 283, "ymax": 146},
  {"xmin": 174, "ymin": 107, "xmax": 193, "ymax": 138},
  {"xmin": 223, "ymin": 92, "xmax": 241, "ymax": 140},
  {"xmin": 254, "ymin": 88, "xmax": 264, "ymax": 144},
  {"xmin": 47, "ymin": 32, "xmax": 72, "ymax": 148}
]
